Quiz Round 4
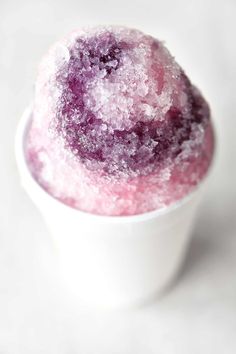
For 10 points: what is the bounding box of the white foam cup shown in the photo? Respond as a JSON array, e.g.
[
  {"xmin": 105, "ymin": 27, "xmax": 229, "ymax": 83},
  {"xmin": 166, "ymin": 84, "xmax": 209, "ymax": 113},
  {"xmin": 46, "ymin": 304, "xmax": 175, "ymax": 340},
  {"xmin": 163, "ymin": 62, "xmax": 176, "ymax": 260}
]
[{"xmin": 15, "ymin": 107, "xmax": 210, "ymax": 308}]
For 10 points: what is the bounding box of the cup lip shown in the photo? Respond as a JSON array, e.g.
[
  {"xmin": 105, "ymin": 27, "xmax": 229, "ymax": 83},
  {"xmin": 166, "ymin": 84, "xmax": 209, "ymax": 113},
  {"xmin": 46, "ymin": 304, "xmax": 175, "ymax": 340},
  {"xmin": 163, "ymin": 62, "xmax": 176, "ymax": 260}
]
[{"xmin": 15, "ymin": 105, "xmax": 215, "ymax": 224}]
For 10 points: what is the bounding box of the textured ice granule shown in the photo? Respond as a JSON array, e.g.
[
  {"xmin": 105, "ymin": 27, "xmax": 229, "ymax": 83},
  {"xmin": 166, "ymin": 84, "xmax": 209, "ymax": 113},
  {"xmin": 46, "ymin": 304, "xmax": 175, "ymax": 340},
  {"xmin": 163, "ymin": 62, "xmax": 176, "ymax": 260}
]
[{"xmin": 26, "ymin": 26, "xmax": 214, "ymax": 216}]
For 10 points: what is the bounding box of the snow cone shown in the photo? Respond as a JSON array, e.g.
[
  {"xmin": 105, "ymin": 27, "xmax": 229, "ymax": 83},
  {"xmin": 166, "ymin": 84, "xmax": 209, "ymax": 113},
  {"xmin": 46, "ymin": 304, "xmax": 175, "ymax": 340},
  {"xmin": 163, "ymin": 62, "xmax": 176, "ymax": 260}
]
[{"xmin": 16, "ymin": 26, "xmax": 214, "ymax": 308}]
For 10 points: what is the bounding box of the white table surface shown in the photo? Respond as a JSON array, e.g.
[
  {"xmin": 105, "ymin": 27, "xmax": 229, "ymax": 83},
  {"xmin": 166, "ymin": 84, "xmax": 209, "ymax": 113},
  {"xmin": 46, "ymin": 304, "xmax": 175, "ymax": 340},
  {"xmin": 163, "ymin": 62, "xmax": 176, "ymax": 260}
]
[{"xmin": 1, "ymin": 0, "xmax": 236, "ymax": 353}]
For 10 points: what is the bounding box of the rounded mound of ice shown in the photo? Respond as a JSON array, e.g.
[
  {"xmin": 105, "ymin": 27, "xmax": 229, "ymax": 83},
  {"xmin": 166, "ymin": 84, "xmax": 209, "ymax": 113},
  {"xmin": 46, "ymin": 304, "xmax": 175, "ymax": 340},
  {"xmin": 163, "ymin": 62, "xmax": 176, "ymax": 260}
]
[{"xmin": 26, "ymin": 26, "xmax": 214, "ymax": 215}]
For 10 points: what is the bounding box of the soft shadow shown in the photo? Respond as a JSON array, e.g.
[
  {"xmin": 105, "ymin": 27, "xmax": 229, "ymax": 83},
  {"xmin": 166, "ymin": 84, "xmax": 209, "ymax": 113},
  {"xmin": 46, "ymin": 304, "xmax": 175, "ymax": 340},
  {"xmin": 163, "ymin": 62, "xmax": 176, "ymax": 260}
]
[
  {"xmin": 177, "ymin": 196, "xmax": 236, "ymax": 284},
  {"xmin": 179, "ymin": 230, "xmax": 213, "ymax": 280}
]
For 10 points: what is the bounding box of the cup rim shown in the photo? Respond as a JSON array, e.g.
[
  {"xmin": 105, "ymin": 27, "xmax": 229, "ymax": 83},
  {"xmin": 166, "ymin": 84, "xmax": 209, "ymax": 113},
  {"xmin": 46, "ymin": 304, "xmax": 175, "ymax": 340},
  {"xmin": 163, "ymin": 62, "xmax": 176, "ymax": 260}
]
[{"xmin": 15, "ymin": 105, "xmax": 214, "ymax": 224}]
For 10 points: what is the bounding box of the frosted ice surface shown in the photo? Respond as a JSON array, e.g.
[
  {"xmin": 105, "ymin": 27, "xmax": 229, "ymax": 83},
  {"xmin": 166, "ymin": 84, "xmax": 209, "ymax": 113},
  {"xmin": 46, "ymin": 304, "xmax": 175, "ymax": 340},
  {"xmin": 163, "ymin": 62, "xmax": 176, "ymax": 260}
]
[{"xmin": 26, "ymin": 26, "xmax": 214, "ymax": 215}]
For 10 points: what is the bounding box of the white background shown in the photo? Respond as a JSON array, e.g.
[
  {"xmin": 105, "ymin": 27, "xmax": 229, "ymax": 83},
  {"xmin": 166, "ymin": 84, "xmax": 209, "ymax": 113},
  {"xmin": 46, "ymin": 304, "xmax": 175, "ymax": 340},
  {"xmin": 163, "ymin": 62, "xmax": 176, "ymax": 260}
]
[{"xmin": 0, "ymin": 0, "xmax": 236, "ymax": 353}]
